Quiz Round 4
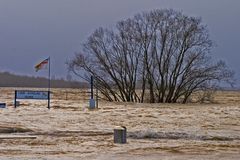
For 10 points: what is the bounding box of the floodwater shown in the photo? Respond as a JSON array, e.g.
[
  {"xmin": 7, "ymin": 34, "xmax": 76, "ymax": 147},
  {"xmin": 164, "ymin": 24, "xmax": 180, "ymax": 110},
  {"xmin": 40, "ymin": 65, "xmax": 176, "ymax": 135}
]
[{"xmin": 0, "ymin": 88, "xmax": 240, "ymax": 159}]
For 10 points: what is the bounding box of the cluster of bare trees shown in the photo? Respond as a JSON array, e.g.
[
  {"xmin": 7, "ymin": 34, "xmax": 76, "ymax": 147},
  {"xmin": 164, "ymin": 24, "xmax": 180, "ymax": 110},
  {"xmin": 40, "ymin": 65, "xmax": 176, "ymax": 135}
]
[{"xmin": 68, "ymin": 9, "xmax": 234, "ymax": 103}]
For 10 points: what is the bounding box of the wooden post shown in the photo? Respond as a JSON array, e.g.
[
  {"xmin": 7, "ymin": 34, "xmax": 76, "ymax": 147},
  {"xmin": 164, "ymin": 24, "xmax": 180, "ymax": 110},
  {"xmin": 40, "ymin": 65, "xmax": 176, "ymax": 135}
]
[
  {"xmin": 66, "ymin": 90, "xmax": 68, "ymax": 100},
  {"xmin": 114, "ymin": 126, "xmax": 127, "ymax": 144},
  {"xmin": 96, "ymin": 86, "xmax": 98, "ymax": 109}
]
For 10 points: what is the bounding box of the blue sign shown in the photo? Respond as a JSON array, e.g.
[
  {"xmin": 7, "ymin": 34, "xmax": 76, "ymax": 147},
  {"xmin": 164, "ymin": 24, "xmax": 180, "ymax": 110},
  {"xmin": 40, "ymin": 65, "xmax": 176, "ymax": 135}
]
[
  {"xmin": 0, "ymin": 103, "xmax": 6, "ymax": 108},
  {"xmin": 16, "ymin": 90, "xmax": 49, "ymax": 100},
  {"xmin": 14, "ymin": 90, "xmax": 50, "ymax": 109}
]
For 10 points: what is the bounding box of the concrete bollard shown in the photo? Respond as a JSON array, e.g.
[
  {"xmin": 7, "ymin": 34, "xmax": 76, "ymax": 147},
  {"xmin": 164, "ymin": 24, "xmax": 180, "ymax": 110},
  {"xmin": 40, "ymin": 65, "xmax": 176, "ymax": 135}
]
[
  {"xmin": 89, "ymin": 99, "xmax": 96, "ymax": 109},
  {"xmin": 114, "ymin": 126, "xmax": 127, "ymax": 144}
]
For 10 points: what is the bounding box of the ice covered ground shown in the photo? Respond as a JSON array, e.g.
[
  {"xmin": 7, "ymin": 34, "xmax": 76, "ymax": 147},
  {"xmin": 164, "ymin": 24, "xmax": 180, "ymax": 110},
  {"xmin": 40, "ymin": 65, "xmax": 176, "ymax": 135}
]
[{"xmin": 0, "ymin": 88, "xmax": 239, "ymax": 159}]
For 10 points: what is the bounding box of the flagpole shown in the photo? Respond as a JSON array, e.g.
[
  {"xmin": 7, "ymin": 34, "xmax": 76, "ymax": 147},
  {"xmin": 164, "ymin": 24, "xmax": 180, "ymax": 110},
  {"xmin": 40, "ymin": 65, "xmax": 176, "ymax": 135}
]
[{"xmin": 48, "ymin": 56, "xmax": 51, "ymax": 109}]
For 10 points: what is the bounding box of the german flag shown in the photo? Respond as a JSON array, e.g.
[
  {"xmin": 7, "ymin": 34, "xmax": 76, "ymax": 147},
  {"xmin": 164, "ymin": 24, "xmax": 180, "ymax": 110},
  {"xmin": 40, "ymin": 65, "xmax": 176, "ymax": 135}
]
[{"xmin": 35, "ymin": 58, "xmax": 49, "ymax": 72}]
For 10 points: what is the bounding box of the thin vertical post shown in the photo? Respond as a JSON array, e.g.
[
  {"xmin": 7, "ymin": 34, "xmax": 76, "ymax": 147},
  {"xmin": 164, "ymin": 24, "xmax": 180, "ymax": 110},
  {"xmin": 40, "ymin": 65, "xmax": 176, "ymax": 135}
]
[
  {"xmin": 14, "ymin": 90, "xmax": 17, "ymax": 108},
  {"xmin": 96, "ymin": 86, "xmax": 98, "ymax": 109},
  {"xmin": 48, "ymin": 57, "xmax": 51, "ymax": 109},
  {"xmin": 89, "ymin": 75, "xmax": 96, "ymax": 109},
  {"xmin": 90, "ymin": 76, "xmax": 93, "ymax": 99}
]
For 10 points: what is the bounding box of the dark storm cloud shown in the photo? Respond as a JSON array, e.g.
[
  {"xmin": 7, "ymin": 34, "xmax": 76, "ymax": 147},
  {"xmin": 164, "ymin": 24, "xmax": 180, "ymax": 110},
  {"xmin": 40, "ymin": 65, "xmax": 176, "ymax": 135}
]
[{"xmin": 0, "ymin": 0, "xmax": 239, "ymax": 83}]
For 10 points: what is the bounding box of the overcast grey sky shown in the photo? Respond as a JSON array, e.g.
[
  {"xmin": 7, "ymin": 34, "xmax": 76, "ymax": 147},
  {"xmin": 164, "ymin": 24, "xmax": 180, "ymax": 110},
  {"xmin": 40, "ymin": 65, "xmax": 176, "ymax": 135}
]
[{"xmin": 0, "ymin": 0, "xmax": 239, "ymax": 83}]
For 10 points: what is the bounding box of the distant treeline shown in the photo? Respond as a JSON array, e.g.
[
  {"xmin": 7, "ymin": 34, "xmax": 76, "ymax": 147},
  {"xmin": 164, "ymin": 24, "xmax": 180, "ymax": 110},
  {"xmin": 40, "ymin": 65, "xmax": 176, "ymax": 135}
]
[{"xmin": 0, "ymin": 72, "xmax": 88, "ymax": 88}]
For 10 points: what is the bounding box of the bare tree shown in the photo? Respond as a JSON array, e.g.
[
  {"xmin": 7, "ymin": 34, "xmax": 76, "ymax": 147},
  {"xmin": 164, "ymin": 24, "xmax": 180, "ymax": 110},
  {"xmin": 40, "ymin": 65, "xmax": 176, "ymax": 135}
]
[
  {"xmin": 68, "ymin": 9, "xmax": 234, "ymax": 103},
  {"xmin": 68, "ymin": 23, "xmax": 142, "ymax": 102}
]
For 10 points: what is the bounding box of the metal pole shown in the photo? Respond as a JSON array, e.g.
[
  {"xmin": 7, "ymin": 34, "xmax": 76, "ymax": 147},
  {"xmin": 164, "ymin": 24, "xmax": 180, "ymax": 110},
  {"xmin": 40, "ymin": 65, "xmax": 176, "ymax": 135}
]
[
  {"xmin": 91, "ymin": 76, "xmax": 93, "ymax": 99},
  {"xmin": 89, "ymin": 75, "xmax": 96, "ymax": 109},
  {"xmin": 14, "ymin": 90, "xmax": 17, "ymax": 108},
  {"xmin": 48, "ymin": 57, "xmax": 51, "ymax": 109}
]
